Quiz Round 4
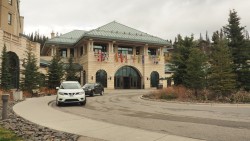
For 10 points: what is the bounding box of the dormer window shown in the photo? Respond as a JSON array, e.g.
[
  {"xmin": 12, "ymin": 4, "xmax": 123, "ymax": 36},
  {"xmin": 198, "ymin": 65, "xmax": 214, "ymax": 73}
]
[
  {"xmin": 8, "ymin": 0, "xmax": 12, "ymax": 5},
  {"xmin": 8, "ymin": 13, "xmax": 12, "ymax": 25}
]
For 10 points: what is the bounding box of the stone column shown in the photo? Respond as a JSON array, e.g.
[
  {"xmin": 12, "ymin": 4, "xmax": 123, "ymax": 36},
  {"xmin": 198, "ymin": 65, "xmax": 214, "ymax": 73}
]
[
  {"xmin": 133, "ymin": 47, "xmax": 136, "ymax": 55},
  {"xmin": 144, "ymin": 44, "xmax": 148, "ymax": 55},
  {"xmin": 51, "ymin": 46, "xmax": 54, "ymax": 56},
  {"xmin": 2, "ymin": 94, "xmax": 9, "ymax": 120},
  {"xmin": 67, "ymin": 48, "xmax": 70, "ymax": 58},
  {"xmin": 90, "ymin": 39, "xmax": 94, "ymax": 52},
  {"xmin": 74, "ymin": 47, "xmax": 77, "ymax": 57}
]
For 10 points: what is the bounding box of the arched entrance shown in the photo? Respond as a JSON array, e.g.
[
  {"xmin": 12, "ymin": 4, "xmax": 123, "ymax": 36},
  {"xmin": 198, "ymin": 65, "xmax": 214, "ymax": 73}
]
[
  {"xmin": 150, "ymin": 71, "xmax": 159, "ymax": 87},
  {"xmin": 96, "ymin": 70, "xmax": 107, "ymax": 87},
  {"xmin": 114, "ymin": 66, "xmax": 141, "ymax": 89},
  {"xmin": 8, "ymin": 52, "xmax": 20, "ymax": 89}
]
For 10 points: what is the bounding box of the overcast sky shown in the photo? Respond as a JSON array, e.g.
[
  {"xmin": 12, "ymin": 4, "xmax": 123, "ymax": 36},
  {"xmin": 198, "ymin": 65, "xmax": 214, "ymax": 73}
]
[{"xmin": 20, "ymin": 0, "xmax": 250, "ymax": 41}]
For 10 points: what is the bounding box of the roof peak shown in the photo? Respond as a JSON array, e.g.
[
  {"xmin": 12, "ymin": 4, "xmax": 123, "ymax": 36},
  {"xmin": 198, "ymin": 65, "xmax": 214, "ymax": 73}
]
[{"xmin": 92, "ymin": 21, "xmax": 149, "ymax": 36}]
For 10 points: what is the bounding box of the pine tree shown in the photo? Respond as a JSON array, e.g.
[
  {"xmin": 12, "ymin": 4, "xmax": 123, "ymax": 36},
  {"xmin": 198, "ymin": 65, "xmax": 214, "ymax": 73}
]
[
  {"xmin": 170, "ymin": 35, "xmax": 195, "ymax": 85},
  {"xmin": 223, "ymin": 9, "xmax": 249, "ymax": 90},
  {"xmin": 65, "ymin": 56, "xmax": 78, "ymax": 81},
  {"xmin": 21, "ymin": 46, "xmax": 40, "ymax": 94},
  {"xmin": 47, "ymin": 53, "xmax": 64, "ymax": 89},
  {"xmin": 208, "ymin": 31, "xmax": 236, "ymax": 98},
  {"xmin": 30, "ymin": 33, "xmax": 34, "ymax": 41},
  {"xmin": 184, "ymin": 48, "xmax": 207, "ymax": 97},
  {"xmin": 1, "ymin": 44, "xmax": 12, "ymax": 91}
]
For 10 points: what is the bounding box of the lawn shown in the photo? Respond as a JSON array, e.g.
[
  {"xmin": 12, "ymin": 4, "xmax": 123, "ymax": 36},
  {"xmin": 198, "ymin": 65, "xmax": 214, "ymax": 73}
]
[{"xmin": 0, "ymin": 126, "xmax": 23, "ymax": 141}]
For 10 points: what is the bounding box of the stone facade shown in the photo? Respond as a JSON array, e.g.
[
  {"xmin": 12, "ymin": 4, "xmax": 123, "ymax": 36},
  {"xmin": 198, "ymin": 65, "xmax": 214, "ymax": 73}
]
[
  {"xmin": 0, "ymin": 0, "xmax": 40, "ymax": 89},
  {"xmin": 42, "ymin": 34, "xmax": 168, "ymax": 89}
]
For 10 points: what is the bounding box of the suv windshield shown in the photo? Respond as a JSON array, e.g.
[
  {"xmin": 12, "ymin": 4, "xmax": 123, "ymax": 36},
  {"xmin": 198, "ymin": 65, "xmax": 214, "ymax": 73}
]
[{"xmin": 60, "ymin": 83, "xmax": 81, "ymax": 89}]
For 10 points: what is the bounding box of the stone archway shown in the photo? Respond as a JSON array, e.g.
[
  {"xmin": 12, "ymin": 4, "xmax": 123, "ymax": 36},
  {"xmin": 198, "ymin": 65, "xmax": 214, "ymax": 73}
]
[
  {"xmin": 114, "ymin": 66, "xmax": 141, "ymax": 89},
  {"xmin": 96, "ymin": 69, "xmax": 107, "ymax": 87},
  {"xmin": 7, "ymin": 52, "xmax": 20, "ymax": 89}
]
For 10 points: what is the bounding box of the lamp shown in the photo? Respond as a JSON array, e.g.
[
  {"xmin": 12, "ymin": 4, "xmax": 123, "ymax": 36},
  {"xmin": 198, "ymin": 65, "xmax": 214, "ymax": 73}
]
[
  {"xmin": 91, "ymin": 76, "xmax": 93, "ymax": 80},
  {"xmin": 147, "ymin": 77, "xmax": 149, "ymax": 80},
  {"xmin": 109, "ymin": 76, "xmax": 112, "ymax": 80}
]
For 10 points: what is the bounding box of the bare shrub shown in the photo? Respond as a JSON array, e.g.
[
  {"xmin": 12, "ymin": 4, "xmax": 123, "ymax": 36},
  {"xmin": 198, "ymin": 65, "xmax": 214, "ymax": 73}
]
[{"xmin": 231, "ymin": 90, "xmax": 250, "ymax": 103}]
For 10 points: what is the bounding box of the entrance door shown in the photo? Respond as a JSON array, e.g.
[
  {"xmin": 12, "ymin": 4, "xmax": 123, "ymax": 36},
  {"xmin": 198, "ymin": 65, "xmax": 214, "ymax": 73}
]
[
  {"xmin": 123, "ymin": 77, "xmax": 130, "ymax": 89},
  {"xmin": 150, "ymin": 71, "xmax": 159, "ymax": 87},
  {"xmin": 114, "ymin": 66, "xmax": 141, "ymax": 89}
]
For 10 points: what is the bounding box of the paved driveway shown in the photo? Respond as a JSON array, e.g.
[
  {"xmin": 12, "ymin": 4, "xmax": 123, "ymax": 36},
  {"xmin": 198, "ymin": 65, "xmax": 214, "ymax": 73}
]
[
  {"xmin": 13, "ymin": 89, "xmax": 203, "ymax": 141},
  {"xmin": 52, "ymin": 89, "xmax": 250, "ymax": 141}
]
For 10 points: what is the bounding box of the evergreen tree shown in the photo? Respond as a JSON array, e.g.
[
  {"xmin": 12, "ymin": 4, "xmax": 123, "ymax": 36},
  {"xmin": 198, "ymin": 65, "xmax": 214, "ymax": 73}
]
[
  {"xmin": 223, "ymin": 9, "xmax": 249, "ymax": 90},
  {"xmin": 0, "ymin": 44, "xmax": 12, "ymax": 91},
  {"xmin": 30, "ymin": 33, "xmax": 34, "ymax": 41},
  {"xmin": 170, "ymin": 35, "xmax": 195, "ymax": 85},
  {"xmin": 21, "ymin": 46, "xmax": 40, "ymax": 93},
  {"xmin": 47, "ymin": 53, "xmax": 64, "ymax": 89},
  {"xmin": 239, "ymin": 40, "xmax": 250, "ymax": 91},
  {"xmin": 65, "ymin": 56, "xmax": 78, "ymax": 81},
  {"xmin": 184, "ymin": 48, "xmax": 207, "ymax": 97},
  {"xmin": 208, "ymin": 31, "xmax": 236, "ymax": 98}
]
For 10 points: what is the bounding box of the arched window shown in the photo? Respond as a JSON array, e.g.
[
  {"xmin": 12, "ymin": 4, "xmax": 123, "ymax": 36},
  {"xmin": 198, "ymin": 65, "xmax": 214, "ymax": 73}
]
[
  {"xmin": 150, "ymin": 71, "xmax": 159, "ymax": 87},
  {"xmin": 96, "ymin": 70, "xmax": 107, "ymax": 87},
  {"xmin": 8, "ymin": 52, "xmax": 20, "ymax": 89}
]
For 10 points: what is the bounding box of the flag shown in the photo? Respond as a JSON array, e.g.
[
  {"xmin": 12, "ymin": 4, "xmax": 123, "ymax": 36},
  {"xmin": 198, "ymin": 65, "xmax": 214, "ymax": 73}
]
[
  {"xmin": 120, "ymin": 53, "xmax": 123, "ymax": 63},
  {"xmin": 97, "ymin": 50, "xmax": 101, "ymax": 61}
]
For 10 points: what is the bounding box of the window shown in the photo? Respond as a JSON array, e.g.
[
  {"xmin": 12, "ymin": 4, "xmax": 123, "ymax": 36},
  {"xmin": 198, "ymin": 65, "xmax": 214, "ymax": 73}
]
[
  {"xmin": 136, "ymin": 48, "xmax": 140, "ymax": 55},
  {"xmin": 8, "ymin": 0, "xmax": 12, "ymax": 5},
  {"xmin": 8, "ymin": 13, "xmax": 12, "ymax": 25},
  {"xmin": 70, "ymin": 48, "xmax": 74, "ymax": 57},
  {"xmin": 60, "ymin": 49, "xmax": 67, "ymax": 57},
  {"xmin": 80, "ymin": 46, "xmax": 83, "ymax": 56},
  {"xmin": 118, "ymin": 47, "xmax": 133, "ymax": 54},
  {"xmin": 93, "ymin": 44, "xmax": 107, "ymax": 53},
  {"xmin": 148, "ymin": 48, "xmax": 157, "ymax": 55}
]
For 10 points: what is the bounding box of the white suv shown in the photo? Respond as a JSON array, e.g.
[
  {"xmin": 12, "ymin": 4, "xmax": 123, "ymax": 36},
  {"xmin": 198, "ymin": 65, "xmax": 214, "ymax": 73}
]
[{"xmin": 56, "ymin": 81, "xmax": 86, "ymax": 106}]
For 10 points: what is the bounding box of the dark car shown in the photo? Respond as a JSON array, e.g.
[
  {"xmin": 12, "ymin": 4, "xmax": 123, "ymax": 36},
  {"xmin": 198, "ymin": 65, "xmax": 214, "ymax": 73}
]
[{"xmin": 83, "ymin": 83, "xmax": 104, "ymax": 96}]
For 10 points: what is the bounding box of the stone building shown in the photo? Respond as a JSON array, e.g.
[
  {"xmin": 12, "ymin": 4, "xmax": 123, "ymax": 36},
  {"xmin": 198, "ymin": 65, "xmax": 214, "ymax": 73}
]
[
  {"xmin": 42, "ymin": 21, "xmax": 171, "ymax": 89},
  {"xmin": 0, "ymin": 0, "xmax": 40, "ymax": 89}
]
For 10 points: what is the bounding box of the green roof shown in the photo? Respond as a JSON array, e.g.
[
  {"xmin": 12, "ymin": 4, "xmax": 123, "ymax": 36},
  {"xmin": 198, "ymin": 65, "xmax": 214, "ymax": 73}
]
[
  {"xmin": 44, "ymin": 21, "xmax": 170, "ymax": 47},
  {"xmin": 46, "ymin": 30, "xmax": 86, "ymax": 45},
  {"xmin": 85, "ymin": 21, "xmax": 169, "ymax": 45}
]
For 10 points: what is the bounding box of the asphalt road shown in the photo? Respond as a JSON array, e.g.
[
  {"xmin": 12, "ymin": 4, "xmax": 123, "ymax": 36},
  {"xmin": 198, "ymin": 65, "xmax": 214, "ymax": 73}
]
[{"xmin": 51, "ymin": 89, "xmax": 250, "ymax": 141}]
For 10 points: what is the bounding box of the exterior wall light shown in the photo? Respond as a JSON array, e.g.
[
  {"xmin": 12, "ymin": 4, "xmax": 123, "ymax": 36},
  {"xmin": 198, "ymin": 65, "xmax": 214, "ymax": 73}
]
[
  {"xmin": 91, "ymin": 76, "xmax": 93, "ymax": 80},
  {"xmin": 109, "ymin": 76, "xmax": 112, "ymax": 80}
]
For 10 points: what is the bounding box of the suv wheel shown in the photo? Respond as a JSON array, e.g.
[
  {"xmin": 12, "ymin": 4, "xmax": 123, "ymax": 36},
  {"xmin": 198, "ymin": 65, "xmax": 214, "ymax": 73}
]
[
  {"xmin": 91, "ymin": 91, "xmax": 94, "ymax": 97},
  {"xmin": 80, "ymin": 98, "xmax": 86, "ymax": 106},
  {"xmin": 56, "ymin": 100, "xmax": 61, "ymax": 106},
  {"xmin": 100, "ymin": 90, "xmax": 104, "ymax": 96}
]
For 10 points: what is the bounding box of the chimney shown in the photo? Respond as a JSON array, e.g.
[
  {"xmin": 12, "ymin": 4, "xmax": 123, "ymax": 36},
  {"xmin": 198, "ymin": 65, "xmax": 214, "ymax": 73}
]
[
  {"xmin": 51, "ymin": 31, "xmax": 55, "ymax": 38},
  {"xmin": 20, "ymin": 16, "xmax": 24, "ymax": 34}
]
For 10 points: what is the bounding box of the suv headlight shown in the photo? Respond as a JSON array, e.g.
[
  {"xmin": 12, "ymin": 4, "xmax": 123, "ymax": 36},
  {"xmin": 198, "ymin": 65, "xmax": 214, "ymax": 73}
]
[
  {"xmin": 79, "ymin": 92, "xmax": 85, "ymax": 95},
  {"xmin": 58, "ymin": 92, "xmax": 64, "ymax": 95}
]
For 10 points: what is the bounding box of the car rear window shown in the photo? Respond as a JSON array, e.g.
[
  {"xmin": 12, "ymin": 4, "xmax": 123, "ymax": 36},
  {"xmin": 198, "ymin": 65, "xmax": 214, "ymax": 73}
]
[{"xmin": 84, "ymin": 83, "xmax": 94, "ymax": 87}]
